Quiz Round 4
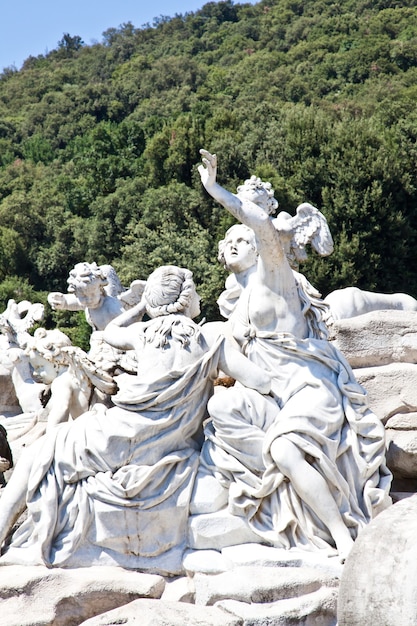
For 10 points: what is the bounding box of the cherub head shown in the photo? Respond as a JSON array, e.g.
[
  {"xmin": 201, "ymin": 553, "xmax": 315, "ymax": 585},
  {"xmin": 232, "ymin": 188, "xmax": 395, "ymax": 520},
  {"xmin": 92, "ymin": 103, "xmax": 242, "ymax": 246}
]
[
  {"xmin": 67, "ymin": 262, "xmax": 108, "ymax": 308},
  {"xmin": 236, "ymin": 175, "xmax": 279, "ymax": 215},
  {"xmin": 26, "ymin": 328, "xmax": 72, "ymax": 384}
]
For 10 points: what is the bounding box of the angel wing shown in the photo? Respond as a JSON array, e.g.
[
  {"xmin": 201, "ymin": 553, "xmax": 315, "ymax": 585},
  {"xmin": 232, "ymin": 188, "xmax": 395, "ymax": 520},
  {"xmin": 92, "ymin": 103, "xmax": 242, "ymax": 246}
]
[
  {"xmin": 99, "ymin": 265, "xmax": 147, "ymax": 309},
  {"xmin": 100, "ymin": 265, "xmax": 125, "ymax": 297},
  {"xmin": 118, "ymin": 279, "xmax": 147, "ymax": 308},
  {"xmin": 272, "ymin": 203, "xmax": 334, "ymax": 269}
]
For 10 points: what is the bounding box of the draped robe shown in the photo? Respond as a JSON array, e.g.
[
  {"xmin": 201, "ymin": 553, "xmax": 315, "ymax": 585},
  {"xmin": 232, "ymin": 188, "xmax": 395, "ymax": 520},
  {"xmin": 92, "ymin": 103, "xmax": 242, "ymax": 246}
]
[
  {"xmin": 3, "ymin": 334, "xmax": 221, "ymax": 573},
  {"xmin": 201, "ymin": 281, "xmax": 391, "ymax": 551}
]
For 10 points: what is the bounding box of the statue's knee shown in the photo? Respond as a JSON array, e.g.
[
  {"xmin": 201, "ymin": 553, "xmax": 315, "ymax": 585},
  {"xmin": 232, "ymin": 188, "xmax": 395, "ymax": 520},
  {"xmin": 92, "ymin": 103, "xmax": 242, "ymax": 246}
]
[
  {"xmin": 270, "ymin": 438, "xmax": 297, "ymax": 476},
  {"xmin": 208, "ymin": 388, "xmax": 244, "ymax": 419}
]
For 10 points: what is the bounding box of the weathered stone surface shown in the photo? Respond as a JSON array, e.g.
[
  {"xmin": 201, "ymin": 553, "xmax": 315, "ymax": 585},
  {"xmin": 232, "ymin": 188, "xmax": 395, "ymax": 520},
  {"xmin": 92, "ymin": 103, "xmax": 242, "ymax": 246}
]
[
  {"xmin": 188, "ymin": 510, "xmax": 264, "ymax": 550},
  {"xmin": 354, "ymin": 363, "xmax": 417, "ymax": 423},
  {"xmin": 221, "ymin": 543, "xmax": 343, "ymax": 577},
  {"xmin": 0, "ymin": 565, "xmax": 165, "ymax": 626},
  {"xmin": 0, "ymin": 365, "xmax": 20, "ymax": 415},
  {"xmin": 79, "ymin": 598, "xmax": 242, "ymax": 626},
  {"xmin": 217, "ymin": 587, "xmax": 338, "ymax": 626},
  {"xmin": 385, "ymin": 422, "xmax": 417, "ymax": 478},
  {"xmin": 338, "ymin": 494, "xmax": 417, "ymax": 625},
  {"xmin": 193, "ymin": 565, "xmax": 339, "ymax": 606},
  {"xmin": 352, "ymin": 364, "xmax": 417, "ymax": 480},
  {"xmin": 184, "ymin": 548, "xmax": 232, "ymax": 575},
  {"xmin": 332, "ymin": 310, "xmax": 417, "ymax": 367},
  {"xmin": 385, "ymin": 411, "xmax": 417, "ymax": 430},
  {"xmin": 161, "ymin": 575, "xmax": 195, "ymax": 603}
]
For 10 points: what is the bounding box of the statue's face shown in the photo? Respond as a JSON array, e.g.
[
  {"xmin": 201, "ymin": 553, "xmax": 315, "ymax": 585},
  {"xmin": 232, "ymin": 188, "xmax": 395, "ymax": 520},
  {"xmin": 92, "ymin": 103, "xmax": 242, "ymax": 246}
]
[
  {"xmin": 223, "ymin": 225, "xmax": 258, "ymax": 274},
  {"xmin": 67, "ymin": 264, "xmax": 102, "ymax": 308},
  {"xmin": 29, "ymin": 352, "xmax": 59, "ymax": 385}
]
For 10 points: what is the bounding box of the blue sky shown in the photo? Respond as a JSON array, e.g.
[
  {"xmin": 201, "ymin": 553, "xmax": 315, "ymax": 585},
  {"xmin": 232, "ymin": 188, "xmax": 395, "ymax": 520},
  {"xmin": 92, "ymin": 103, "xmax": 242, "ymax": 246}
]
[{"xmin": 0, "ymin": 1, "xmax": 255, "ymax": 71}]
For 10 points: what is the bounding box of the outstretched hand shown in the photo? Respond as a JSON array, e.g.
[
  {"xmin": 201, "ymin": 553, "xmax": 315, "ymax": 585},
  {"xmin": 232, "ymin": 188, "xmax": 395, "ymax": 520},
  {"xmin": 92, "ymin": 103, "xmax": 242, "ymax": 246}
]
[
  {"xmin": 47, "ymin": 292, "xmax": 66, "ymax": 310},
  {"xmin": 198, "ymin": 149, "xmax": 217, "ymax": 189}
]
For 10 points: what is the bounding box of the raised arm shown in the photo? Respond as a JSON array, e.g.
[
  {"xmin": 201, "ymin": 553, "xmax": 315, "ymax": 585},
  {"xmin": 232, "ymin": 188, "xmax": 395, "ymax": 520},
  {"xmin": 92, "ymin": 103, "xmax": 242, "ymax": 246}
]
[
  {"xmin": 198, "ymin": 150, "xmax": 244, "ymax": 219},
  {"xmin": 198, "ymin": 149, "xmax": 292, "ymax": 287}
]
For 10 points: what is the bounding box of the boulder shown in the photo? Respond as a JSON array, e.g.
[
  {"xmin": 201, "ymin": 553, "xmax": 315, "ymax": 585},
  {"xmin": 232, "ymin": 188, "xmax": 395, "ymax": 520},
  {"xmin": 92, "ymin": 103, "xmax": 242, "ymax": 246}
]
[
  {"xmin": 354, "ymin": 363, "xmax": 417, "ymax": 423},
  {"xmin": 332, "ymin": 310, "xmax": 417, "ymax": 368},
  {"xmin": 0, "ymin": 565, "xmax": 165, "ymax": 626},
  {"xmin": 385, "ymin": 412, "xmax": 417, "ymax": 478},
  {"xmin": 79, "ymin": 598, "xmax": 242, "ymax": 626},
  {"xmin": 338, "ymin": 495, "xmax": 417, "ymax": 626}
]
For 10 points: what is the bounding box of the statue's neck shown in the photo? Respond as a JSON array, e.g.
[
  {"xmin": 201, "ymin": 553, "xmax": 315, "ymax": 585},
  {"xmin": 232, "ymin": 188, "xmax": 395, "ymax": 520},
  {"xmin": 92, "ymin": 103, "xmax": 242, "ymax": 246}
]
[{"xmin": 234, "ymin": 264, "xmax": 257, "ymax": 289}]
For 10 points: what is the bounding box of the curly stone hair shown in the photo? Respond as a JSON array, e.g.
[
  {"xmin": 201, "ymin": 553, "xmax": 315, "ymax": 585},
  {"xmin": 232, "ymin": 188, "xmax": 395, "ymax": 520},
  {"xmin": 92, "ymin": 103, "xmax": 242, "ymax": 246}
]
[
  {"xmin": 236, "ymin": 175, "xmax": 279, "ymax": 215},
  {"xmin": 144, "ymin": 265, "xmax": 195, "ymax": 318}
]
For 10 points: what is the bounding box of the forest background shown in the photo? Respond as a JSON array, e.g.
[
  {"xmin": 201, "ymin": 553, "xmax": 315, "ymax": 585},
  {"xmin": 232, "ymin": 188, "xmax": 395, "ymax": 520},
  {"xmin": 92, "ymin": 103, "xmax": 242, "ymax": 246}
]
[{"xmin": 0, "ymin": 0, "xmax": 417, "ymax": 347}]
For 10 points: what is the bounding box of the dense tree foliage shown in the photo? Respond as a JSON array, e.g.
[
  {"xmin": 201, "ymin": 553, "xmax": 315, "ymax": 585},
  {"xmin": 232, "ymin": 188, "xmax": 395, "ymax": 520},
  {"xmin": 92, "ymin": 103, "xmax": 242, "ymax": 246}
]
[{"xmin": 1, "ymin": 0, "xmax": 417, "ymax": 341}]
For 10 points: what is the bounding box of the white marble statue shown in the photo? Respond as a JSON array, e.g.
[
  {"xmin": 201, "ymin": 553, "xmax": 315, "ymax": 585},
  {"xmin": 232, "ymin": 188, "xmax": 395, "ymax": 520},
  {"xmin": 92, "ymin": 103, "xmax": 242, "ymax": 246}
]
[
  {"xmin": 26, "ymin": 328, "xmax": 116, "ymax": 431},
  {"xmin": 324, "ymin": 286, "xmax": 417, "ymax": 321},
  {"xmin": 197, "ymin": 149, "xmax": 392, "ymax": 561},
  {"xmin": 0, "ymin": 299, "xmax": 46, "ymax": 414},
  {"xmin": 0, "ymin": 265, "xmax": 271, "ymax": 572},
  {"xmin": 273, "ymin": 203, "xmax": 334, "ymax": 271},
  {"xmin": 47, "ymin": 262, "xmax": 126, "ymax": 331},
  {"xmin": 47, "ymin": 262, "xmax": 146, "ymax": 376}
]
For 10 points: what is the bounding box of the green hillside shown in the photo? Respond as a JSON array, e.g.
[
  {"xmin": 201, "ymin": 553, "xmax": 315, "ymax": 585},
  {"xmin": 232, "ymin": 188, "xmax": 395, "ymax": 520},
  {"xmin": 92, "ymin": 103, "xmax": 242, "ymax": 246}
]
[{"xmin": 1, "ymin": 0, "xmax": 417, "ymax": 341}]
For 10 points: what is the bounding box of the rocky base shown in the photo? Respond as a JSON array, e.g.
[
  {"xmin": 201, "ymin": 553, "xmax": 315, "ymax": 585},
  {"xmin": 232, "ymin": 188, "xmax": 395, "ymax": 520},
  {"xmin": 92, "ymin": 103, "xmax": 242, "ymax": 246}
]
[{"xmin": 0, "ymin": 544, "xmax": 343, "ymax": 626}]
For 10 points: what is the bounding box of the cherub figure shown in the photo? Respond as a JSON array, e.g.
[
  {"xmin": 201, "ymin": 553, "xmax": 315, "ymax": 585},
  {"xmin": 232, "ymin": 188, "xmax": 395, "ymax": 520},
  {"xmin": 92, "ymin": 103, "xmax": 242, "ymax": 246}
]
[
  {"xmin": 272, "ymin": 202, "xmax": 334, "ymax": 271},
  {"xmin": 48, "ymin": 262, "xmax": 126, "ymax": 331},
  {"xmin": 234, "ymin": 174, "xmax": 334, "ymax": 271},
  {"xmin": 26, "ymin": 328, "xmax": 116, "ymax": 431},
  {"xmin": 48, "ymin": 263, "xmax": 146, "ymax": 374},
  {"xmin": 0, "ymin": 299, "xmax": 46, "ymax": 414}
]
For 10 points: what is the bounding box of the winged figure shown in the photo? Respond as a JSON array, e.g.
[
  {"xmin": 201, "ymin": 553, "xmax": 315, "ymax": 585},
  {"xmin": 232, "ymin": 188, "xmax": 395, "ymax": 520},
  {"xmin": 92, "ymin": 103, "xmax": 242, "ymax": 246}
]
[{"xmin": 272, "ymin": 202, "xmax": 334, "ymax": 270}]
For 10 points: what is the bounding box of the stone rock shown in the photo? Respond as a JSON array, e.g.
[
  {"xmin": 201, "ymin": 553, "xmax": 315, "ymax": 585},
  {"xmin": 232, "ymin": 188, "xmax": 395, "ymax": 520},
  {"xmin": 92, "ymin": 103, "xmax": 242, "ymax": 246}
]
[
  {"xmin": 0, "ymin": 565, "xmax": 165, "ymax": 626},
  {"xmin": 188, "ymin": 510, "xmax": 264, "ymax": 550},
  {"xmin": 161, "ymin": 575, "xmax": 195, "ymax": 603},
  {"xmin": 354, "ymin": 363, "xmax": 417, "ymax": 423},
  {"xmin": 79, "ymin": 598, "xmax": 242, "ymax": 626},
  {"xmin": 385, "ymin": 419, "xmax": 417, "ymax": 478},
  {"xmin": 0, "ymin": 364, "xmax": 20, "ymax": 415},
  {"xmin": 216, "ymin": 587, "xmax": 338, "ymax": 626},
  {"xmin": 338, "ymin": 494, "xmax": 417, "ymax": 625},
  {"xmin": 193, "ymin": 565, "xmax": 339, "ymax": 606},
  {"xmin": 184, "ymin": 548, "xmax": 232, "ymax": 575},
  {"xmin": 221, "ymin": 543, "xmax": 343, "ymax": 577},
  {"xmin": 332, "ymin": 310, "xmax": 417, "ymax": 367},
  {"xmin": 386, "ymin": 412, "xmax": 417, "ymax": 430}
]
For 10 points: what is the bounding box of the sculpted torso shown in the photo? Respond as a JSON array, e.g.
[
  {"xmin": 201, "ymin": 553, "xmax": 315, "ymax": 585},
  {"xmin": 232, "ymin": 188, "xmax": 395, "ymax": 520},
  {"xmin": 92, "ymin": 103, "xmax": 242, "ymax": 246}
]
[
  {"xmin": 230, "ymin": 280, "xmax": 308, "ymax": 346},
  {"xmin": 220, "ymin": 221, "xmax": 308, "ymax": 344}
]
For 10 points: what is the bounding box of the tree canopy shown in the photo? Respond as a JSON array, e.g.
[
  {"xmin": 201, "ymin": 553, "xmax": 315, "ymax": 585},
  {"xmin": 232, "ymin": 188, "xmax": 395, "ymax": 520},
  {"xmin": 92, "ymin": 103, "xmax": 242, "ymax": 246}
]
[{"xmin": 1, "ymin": 0, "xmax": 417, "ymax": 342}]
